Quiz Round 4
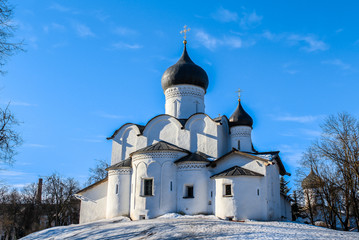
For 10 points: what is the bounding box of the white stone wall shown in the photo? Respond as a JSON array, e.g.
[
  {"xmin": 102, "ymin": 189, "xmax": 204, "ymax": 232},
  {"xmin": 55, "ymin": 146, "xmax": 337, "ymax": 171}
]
[
  {"xmin": 165, "ymin": 85, "xmax": 205, "ymax": 119},
  {"xmin": 106, "ymin": 169, "xmax": 131, "ymax": 219},
  {"xmin": 130, "ymin": 151, "xmax": 187, "ymax": 220},
  {"xmin": 214, "ymin": 176, "xmax": 266, "ymax": 220},
  {"xmin": 176, "ymin": 163, "xmax": 210, "ymax": 215},
  {"xmin": 79, "ymin": 180, "xmax": 108, "ymax": 224},
  {"xmin": 230, "ymin": 126, "xmax": 252, "ymax": 152},
  {"xmin": 280, "ymin": 194, "xmax": 292, "ymax": 221},
  {"xmin": 265, "ymin": 163, "xmax": 281, "ymax": 220}
]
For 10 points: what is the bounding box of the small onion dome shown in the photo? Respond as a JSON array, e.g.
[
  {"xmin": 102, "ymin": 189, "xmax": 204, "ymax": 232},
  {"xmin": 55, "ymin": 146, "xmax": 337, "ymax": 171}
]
[
  {"xmin": 229, "ymin": 100, "xmax": 253, "ymax": 128},
  {"xmin": 302, "ymin": 169, "xmax": 322, "ymax": 189},
  {"xmin": 161, "ymin": 44, "xmax": 209, "ymax": 92}
]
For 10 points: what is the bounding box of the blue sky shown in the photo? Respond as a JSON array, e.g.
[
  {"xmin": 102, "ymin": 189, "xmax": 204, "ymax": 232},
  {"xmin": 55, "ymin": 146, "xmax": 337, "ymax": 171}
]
[{"xmin": 1, "ymin": 0, "xmax": 358, "ymax": 189}]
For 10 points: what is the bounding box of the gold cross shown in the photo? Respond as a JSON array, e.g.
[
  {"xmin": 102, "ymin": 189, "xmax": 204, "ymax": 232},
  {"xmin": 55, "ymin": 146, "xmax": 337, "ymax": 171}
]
[
  {"xmin": 180, "ymin": 25, "xmax": 190, "ymax": 43},
  {"xmin": 236, "ymin": 88, "xmax": 242, "ymax": 100}
]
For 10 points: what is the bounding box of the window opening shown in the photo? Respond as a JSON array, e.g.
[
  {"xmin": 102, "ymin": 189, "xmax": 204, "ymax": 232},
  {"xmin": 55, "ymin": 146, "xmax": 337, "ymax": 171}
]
[
  {"xmin": 224, "ymin": 184, "xmax": 232, "ymax": 196},
  {"xmin": 257, "ymin": 189, "xmax": 260, "ymax": 196},
  {"xmin": 238, "ymin": 140, "xmax": 241, "ymax": 150},
  {"xmin": 170, "ymin": 181, "xmax": 173, "ymax": 191},
  {"xmin": 115, "ymin": 184, "xmax": 119, "ymax": 194},
  {"xmin": 143, "ymin": 179, "xmax": 153, "ymax": 196},
  {"xmin": 184, "ymin": 185, "xmax": 194, "ymax": 198}
]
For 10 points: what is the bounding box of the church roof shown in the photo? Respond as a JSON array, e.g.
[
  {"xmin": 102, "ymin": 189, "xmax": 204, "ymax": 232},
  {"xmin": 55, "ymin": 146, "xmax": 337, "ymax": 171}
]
[
  {"xmin": 130, "ymin": 141, "xmax": 190, "ymax": 156},
  {"xmin": 174, "ymin": 151, "xmax": 212, "ymax": 164},
  {"xmin": 208, "ymin": 149, "xmax": 290, "ymax": 176},
  {"xmin": 229, "ymin": 100, "xmax": 253, "ymax": 128},
  {"xmin": 161, "ymin": 44, "xmax": 209, "ymax": 92},
  {"xmin": 211, "ymin": 166, "xmax": 263, "ymax": 178},
  {"xmin": 106, "ymin": 158, "xmax": 132, "ymax": 170},
  {"xmin": 302, "ymin": 169, "xmax": 323, "ymax": 189}
]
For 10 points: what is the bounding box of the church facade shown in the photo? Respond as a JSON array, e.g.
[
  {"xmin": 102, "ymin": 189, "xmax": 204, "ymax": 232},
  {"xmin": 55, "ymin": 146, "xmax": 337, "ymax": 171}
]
[{"xmin": 77, "ymin": 42, "xmax": 292, "ymax": 223}]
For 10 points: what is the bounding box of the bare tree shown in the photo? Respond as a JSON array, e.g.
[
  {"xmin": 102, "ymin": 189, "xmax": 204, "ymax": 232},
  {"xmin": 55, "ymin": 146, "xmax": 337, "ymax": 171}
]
[
  {"xmin": 42, "ymin": 173, "xmax": 80, "ymax": 227},
  {"xmin": 299, "ymin": 113, "xmax": 359, "ymax": 230},
  {"xmin": 0, "ymin": 104, "xmax": 22, "ymax": 165},
  {"xmin": 0, "ymin": 0, "xmax": 23, "ymax": 74},
  {"xmin": 87, "ymin": 159, "xmax": 109, "ymax": 185}
]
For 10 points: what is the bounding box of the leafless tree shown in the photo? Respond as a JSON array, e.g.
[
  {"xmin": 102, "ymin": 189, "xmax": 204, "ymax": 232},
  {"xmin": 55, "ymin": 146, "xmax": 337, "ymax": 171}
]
[
  {"xmin": 0, "ymin": 104, "xmax": 22, "ymax": 165},
  {"xmin": 42, "ymin": 173, "xmax": 80, "ymax": 227},
  {"xmin": 0, "ymin": 0, "xmax": 23, "ymax": 74},
  {"xmin": 87, "ymin": 159, "xmax": 109, "ymax": 185},
  {"xmin": 299, "ymin": 113, "xmax": 359, "ymax": 230}
]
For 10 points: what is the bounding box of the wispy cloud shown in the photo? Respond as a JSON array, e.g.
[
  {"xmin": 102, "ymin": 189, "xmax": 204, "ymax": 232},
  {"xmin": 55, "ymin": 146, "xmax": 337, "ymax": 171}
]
[
  {"xmin": 49, "ymin": 3, "xmax": 71, "ymax": 12},
  {"xmin": 195, "ymin": 30, "xmax": 242, "ymax": 50},
  {"xmin": 113, "ymin": 26, "xmax": 137, "ymax": 36},
  {"xmin": 0, "ymin": 170, "xmax": 27, "ymax": 176},
  {"xmin": 240, "ymin": 11, "xmax": 263, "ymax": 28},
  {"xmin": 43, "ymin": 23, "xmax": 66, "ymax": 33},
  {"xmin": 95, "ymin": 112, "xmax": 125, "ymax": 119},
  {"xmin": 282, "ymin": 62, "xmax": 299, "ymax": 75},
  {"xmin": 212, "ymin": 7, "xmax": 238, "ymax": 22},
  {"xmin": 1, "ymin": 100, "xmax": 36, "ymax": 107},
  {"xmin": 24, "ymin": 143, "xmax": 48, "ymax": 148},
  {"xmin": 262, "ymin": 31, "xmax": 329, "ymax": 53},
  {"xmin": 275, "ymin": 115, "xmax": 322, "ymax": 123},
  {"xmin": 322, "ymin": 59, "xmax": 351, "ymax": 70},
  {"xmin": 73, "ymin": 23, "xmax": 95, "ymax": 38},
  {"xmin": 112, "ymin": 42, "xmax": 142, "ymax": 50},
  {"xmin": 287, "ymin": 34, "xmax": 328, "ymax": 52}
]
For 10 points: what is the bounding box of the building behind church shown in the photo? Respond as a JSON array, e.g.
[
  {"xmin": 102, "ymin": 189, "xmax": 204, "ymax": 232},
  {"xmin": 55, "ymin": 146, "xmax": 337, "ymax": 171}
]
[{"xmin": 76, "ymin": 40, "xmax": 292, "ymax": 223}]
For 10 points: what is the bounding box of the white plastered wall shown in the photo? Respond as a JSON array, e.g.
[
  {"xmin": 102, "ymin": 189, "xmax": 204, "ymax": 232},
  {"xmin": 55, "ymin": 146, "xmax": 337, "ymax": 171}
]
[
  {"xmin": 130, "ymin": 151, "xmax": 187, "ymax": 220},
  {"xmin": 106, "ymin": 169, "xmax": 131, "ymax": 219},
  {"xmin": 230, "ymin": 126, "xmax": 252, "ymax": 152},
  {"xmin": 176, "ymin": 163, "xmax": 210, "ymax": 215},
  {"xmin": 214, "ymin": 176, "xmax": 266, "ymax": 220},
  {"xmin": 79, "ymin": 180, "xmax": 108, "ymax": 224},
  {"xmin": 164, "ymin": 85, "xmax": 205, "ymax": 119}
]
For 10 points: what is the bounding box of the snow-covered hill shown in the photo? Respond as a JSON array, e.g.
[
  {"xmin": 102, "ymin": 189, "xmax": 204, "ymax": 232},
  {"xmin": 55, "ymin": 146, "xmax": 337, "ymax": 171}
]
[{"xmin": 21, "ymin": 214, "xmax": 359, "ymax": 240}]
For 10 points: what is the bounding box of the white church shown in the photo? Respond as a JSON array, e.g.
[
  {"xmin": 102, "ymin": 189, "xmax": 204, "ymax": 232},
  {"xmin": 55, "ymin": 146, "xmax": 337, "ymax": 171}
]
[{"xmin": 77, "ymin": 38, "xmax": 292, "ymax": 223}]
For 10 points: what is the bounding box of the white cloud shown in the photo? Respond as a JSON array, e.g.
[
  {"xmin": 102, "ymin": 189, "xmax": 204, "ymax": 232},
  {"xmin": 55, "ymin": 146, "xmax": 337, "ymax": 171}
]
[
  {"xmin": 287, "ymin": 34, "xmax": 328, "ymax": 52},
  {"xmin": 212, "ymin": 7, "xmax": 238, "ymax": 22},
  {"xmin": 0, "ymin": 170, "xmax": 27, "ymax": 176},
  {"xmin": 112, "ymin": 42, "xmax": 142, "ymax": 50},
  {"xmin": 113, "ymin": 26, "xmax": 137, "ymax": 36},
  {"xmin": 43, "ymin": 23, "xmax": 66, "ymax": 33},
  {"xmin": 49, "ymin": 3, "xmax": 71, "ymax": 12},
  {"xmin": 321, "ymin": 59, "xmax": 351, "ymax": 70},
  {"xmin": 195, "ymin": 30, "xmax": 242, "ymax": 50},
  {"xmin": 275, "ymin": 115, "xmax": 322, "ymax": 123},
  {"xmin": 96, "ymin": 112, "xmax": 125, "ymax": 119},
  {"xmin": 240, "ymin": 11, "xmax": 263, "ymax": 28},
  {"xmin": 24, "ymin": 143, "xmax": 48, "ymax": 148},
  {"xmin": 1, "ymin": 100, "xmax": 36, "ymax": 107},
  {"xmin": 73, "ymin": 23, "xmax": 95, "ymax": 37}
]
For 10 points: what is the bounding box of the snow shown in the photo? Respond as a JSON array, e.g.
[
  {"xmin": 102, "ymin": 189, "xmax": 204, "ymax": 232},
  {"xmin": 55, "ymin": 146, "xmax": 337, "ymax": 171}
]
[{"xmin": 21, "ymin": 214, "xmax": 359, "ymax": 240}]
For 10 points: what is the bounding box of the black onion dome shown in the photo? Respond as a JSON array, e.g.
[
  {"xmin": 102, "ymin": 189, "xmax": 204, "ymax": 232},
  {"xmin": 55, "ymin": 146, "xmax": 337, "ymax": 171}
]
[
  {"xmin": 229, "ymin": 100, "xmax": 253, "ymax": 128},
  {"xmin": 302, "ymin": 169, "xmax": 322, "ymax": 189},
  {"xmin": 161, "ymin": 44, "xmax": 209, "ymax": 92}
]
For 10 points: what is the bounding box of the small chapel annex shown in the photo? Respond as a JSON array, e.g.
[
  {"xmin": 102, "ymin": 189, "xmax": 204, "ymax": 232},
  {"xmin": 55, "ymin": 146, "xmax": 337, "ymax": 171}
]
[{"xmin": 76, "ymin": 38, "xmax": 292, "ymax": 223}]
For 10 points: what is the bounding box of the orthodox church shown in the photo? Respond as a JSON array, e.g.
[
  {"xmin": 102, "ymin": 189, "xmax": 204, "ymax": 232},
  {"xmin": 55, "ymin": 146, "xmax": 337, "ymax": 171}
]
[{"xmin": 77, "ymin": 37, "xmax": 292, "ymax": 223}]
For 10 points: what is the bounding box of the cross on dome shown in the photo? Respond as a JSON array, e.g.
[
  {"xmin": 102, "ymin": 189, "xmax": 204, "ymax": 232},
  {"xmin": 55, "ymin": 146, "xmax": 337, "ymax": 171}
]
[{"xmin": 180, "ymin": 25, "xmax": 190, "ymax": 44}]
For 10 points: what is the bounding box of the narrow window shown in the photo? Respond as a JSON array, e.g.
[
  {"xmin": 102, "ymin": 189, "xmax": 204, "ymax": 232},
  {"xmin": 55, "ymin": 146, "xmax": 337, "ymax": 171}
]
[
  {"xmin": 257, "ymin": 189, "xmax": 260, "ymax": 196},
  {"xmin": 184, "ymin": 185, "xmax": 194, "ymax": 198},
  {"xmin": 170, "ymin": 181, "xmax": 173, "ymax": 191},
  {"xmin": 238, "ymin": 140, "xmax": 241, "ymax": 150},
  {"xmin": 211, "ymin": 191, "xmax": 213, "ymax": 198},
  {"xmin": 224, "ymin": 184, "xmax": 232, "ymax": 196},
  {"xmin": 143, "ymin": 179, "xmax": 153, "ymax": 196},
  {"xmin": 115, "ymin": 184, "xmax": 119, "ymax": 194}
]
